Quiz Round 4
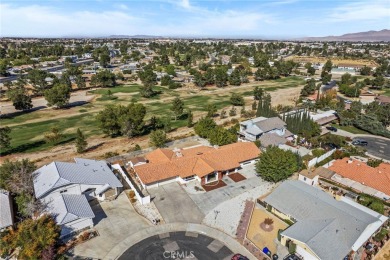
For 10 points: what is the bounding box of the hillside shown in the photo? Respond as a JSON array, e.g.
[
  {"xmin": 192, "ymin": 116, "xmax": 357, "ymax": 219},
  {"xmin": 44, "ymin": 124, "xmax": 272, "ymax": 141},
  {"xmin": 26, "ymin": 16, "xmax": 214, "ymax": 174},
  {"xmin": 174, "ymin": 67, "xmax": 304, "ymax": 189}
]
[{"xmin": 300, "ymin": 29, "xmax": 390, "ymax": 42}]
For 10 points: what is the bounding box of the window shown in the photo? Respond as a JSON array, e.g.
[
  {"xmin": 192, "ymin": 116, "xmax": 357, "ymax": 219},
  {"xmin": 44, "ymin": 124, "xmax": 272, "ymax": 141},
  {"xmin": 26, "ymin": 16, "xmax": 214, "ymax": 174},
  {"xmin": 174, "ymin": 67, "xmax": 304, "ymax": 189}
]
[
  {"xmin": 304, "ymin": 177, "xmax": 306, "ymax": 181},
  {"xmin": 60, "ymin": 190, "xmax": 68, "ymax": 193}
]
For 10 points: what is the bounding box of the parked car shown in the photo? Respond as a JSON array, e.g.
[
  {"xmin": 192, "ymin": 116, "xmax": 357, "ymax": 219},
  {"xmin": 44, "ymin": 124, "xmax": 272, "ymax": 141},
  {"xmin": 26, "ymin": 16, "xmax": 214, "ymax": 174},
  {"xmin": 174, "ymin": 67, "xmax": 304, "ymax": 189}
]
[
  {"xmin": 326, "ymin": 126, "xmax": 337, "ymax": 132},
  {"xmin": 344, "ymin": 99, "xmax": 352, "ymax": 104},
  {"xmin": 231, "ymin": 254, "xmax": 249, "ymax": 260},
  {"xmin": 352, "ymin": 139, "xmax": 368, "ymax": 146},
  {"xmin": 323, "ymin": 143, "xmax": 340, "ymax": 150}
]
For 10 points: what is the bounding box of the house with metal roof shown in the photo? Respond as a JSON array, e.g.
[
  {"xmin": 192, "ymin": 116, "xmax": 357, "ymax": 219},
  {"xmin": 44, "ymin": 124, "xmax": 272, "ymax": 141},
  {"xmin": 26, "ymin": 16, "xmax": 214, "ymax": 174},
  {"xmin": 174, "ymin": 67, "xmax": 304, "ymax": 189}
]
[
  {"xmin": 0, "ymin": 190, "xmax": 14, "ymax": 231},
  {"xmin": 238, "ymin": 117, "xmax": 293, "ymax": 146},
  {"xmin": 261, "ymin": 181, "xmax": 387, "ymax": 260},
  {"xmin": 33, "ymin": 158, "xmax": 123, "ymax": 237}
]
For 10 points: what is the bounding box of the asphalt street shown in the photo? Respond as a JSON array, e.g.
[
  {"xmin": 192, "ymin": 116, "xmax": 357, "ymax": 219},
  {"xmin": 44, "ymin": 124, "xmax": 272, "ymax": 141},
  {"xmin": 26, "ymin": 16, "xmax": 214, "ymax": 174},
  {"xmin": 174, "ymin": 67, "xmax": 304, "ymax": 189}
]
[
  {"xmin": 118, "ymin": 231, "xmax": 234, "ymax": 260},
  {"xmin": 354, "ymin": 136, "xmax": 390, "ymax": 161}
]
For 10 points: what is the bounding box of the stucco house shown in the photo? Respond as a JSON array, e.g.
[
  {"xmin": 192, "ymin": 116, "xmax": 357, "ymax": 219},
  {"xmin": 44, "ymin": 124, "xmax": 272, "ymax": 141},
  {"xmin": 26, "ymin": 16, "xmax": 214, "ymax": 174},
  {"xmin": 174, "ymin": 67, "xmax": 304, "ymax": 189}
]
[
  {"xmin": 132, "ymin": 142, "xmax": 260, "ymax": 189},
  {"xmin": 238, "ymin": 117, "xmax": 293, "ymax": 146},
  {"xmin": 261, "ymin": 181, "xmax": 387, "ymax": 260},
  {"xmin": 33, "ymin": 158, "xmax": 123, "ymax": 238}
]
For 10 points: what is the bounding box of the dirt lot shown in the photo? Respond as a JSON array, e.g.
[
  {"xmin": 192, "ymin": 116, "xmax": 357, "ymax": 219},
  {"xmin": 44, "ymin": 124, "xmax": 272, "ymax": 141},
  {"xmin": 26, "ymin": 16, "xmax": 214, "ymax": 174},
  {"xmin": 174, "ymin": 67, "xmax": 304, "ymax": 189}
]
[
  {"xmin": 287, "ymin": 55, "xmax": 377, "ymax": 67},
  {"xmin": 374, "ymin": 240, "xmax": 390, "ymax": 260}
]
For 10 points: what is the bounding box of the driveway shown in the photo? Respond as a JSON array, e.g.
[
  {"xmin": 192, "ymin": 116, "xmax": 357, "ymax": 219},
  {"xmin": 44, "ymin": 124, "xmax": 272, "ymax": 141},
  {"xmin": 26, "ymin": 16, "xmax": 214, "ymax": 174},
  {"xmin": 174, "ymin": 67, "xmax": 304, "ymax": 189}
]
[
  {"xmin": 188, "ymin": 165, "xmax": 272, "ymax": 215},
  {"xmin": 148, "ymin": 182, "xmax": 205, "ymax": 224},
  {"xmin": 72, "ymin": 193, "xmax": 150, "ymax": 259},
  {"xmin": 354, "ymin": 135, "xmax": 390, "ymax": 161}
]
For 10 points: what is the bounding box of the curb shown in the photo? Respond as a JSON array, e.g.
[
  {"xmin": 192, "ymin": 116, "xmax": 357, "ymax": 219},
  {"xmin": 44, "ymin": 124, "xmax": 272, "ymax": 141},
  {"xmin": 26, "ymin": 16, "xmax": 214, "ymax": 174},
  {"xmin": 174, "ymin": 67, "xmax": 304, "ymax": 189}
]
[{"xmin": 103, "ymin": 223, "xmax": 257, "ymax": 260}]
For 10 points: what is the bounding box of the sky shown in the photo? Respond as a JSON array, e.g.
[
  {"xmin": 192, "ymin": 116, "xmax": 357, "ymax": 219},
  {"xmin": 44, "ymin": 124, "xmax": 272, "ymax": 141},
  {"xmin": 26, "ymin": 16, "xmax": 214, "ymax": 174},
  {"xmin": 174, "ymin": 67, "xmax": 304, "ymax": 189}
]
[{"xmin": 0, "ymin": 0, "xmax": 389, "ymax": 38}]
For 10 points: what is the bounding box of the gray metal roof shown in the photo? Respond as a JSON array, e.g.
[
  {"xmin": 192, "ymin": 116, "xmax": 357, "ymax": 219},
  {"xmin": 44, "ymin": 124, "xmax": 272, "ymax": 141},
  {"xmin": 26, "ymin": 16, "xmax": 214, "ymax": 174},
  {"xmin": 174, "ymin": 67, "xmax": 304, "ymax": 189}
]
[
  {"xmin": 0, "ymin": 190, "xmax": 14, "ymax": 229},
  {"xmin": 241, "ymin": 117, "xmax": 286, "ymax": 136},
  {"xmin": 33, "ymin": 158, "xmax": 123, "ymax": 199},
  {"xmin": 258, "ymin": 133, "xmax": 286, "ymax": 147},
  {"xmin": 254, "ymin": 117, "xmax": 286, "ymax": 133},
  {"xmin": 49, "ymin": 194, "xmax": 95, "ymax": 225},
  {"xmin": 264, "ymin": 181, "xmax": 384, "ymax": 260}
]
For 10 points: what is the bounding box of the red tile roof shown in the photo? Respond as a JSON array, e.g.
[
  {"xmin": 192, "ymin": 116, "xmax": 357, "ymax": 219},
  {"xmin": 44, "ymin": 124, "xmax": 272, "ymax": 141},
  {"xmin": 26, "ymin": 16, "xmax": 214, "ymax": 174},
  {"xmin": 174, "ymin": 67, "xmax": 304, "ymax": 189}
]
[
  {"xmin": 134, "ymin": 142, "xmax": 260, "ymax": 185},
  {"xmin": 329, "ymin": 158, "xmax": 390, "ymax": 196}
]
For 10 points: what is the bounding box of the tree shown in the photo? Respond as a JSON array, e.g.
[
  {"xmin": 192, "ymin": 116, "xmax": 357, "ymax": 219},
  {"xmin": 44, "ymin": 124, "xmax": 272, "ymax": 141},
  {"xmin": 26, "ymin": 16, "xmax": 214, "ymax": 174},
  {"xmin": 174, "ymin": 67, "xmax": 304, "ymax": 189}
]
[
  {"xmin": 96, "ymin": 104, "xmax": 123, "ymax": 136},
  {"xmin": 253, "ymin": 86, "xmax": 264, "ymax": 100},
  {"xmin": 252, "ymin": 101, "xmax": 257, "ymax": 111},
  {"xmin": 75, "ymin": 128, "xmax": 87, "ymax": 153},
  {"xmin": 44, "ymin": 127, "xmax": 63, "ymax": 143},
  {"xmin": 139, "ymin": 85, "xmax": 155, "ymax": 98},
  {"xmin": 0, "ymin": 215, "xmax": 60, "ymax": 259},
  {"xmin": 307, "ymin": 66, "xmax": 315, "ymax": 76},
  {"xmin": 44, "ymin": 84, "xmax": 71, "ymax": 108},
  {"xmin": 194, "ymin": 117, "xmax": 217, "ymax": 138},
  {"xmin": 28, "ymin": 69, "xmax": 52, "ymax": 95},
  {"xmin": 228, "ymin": 69, "xmax": 241, "ymax": 86},
  {"xmin": 187, "ymin": 109, "xmax": 193, "ymax": 127},
  {"xmin": 229, "ymin": 106, "xmax": 237, "ymax": 116},
  {"xmin": 206, "ymin": 104, "xmax": 217, "ymax": 117},
  {"xmin": 171, "ymin": 97, "xmax": 184, "ymax": 120},
  {"xmin": 7, "ymin": 86, "xmax": 33, "ymax": 110},
  {"xmin": 0, "ymin": 127, "xmax": 11, "ymax": 151},
  {"xmin": 208, "ymin": 126, "xmax": 236, "ymax": 146},
  {"xmin": 230, "ymin": 93, "xmax": 245, "ymax": 106},
  {"xmin": 149, "ymin": 130, "xmax": 167, "ymax": 148},
  {"xmin": 323, "ymin": 59, "xmax": 332, "ymax": 73},
  {"xmin": 160, "ymin": 75, "xmax": 172, "ymax": 86},
  {"xmin": 360, "ymin": 66, "xmax": 372, "ymax": 76},
  {"xmin": 90, "ymin": 70, "xmax": 116, "ymax": 87},
  {"xmin": 99, "ymin": 53, "xmax": 110, "ymax": 68},
  {"xmin": 0, "ymin": 159, "xmax": 36, "ymax": 194},
  {"xmin": 255, "ymin": 146, "xmax": 300, "ymax": 182},
  {"xmin": 214, "ymin": 67, "xmax": 228, "ymax": 87}
]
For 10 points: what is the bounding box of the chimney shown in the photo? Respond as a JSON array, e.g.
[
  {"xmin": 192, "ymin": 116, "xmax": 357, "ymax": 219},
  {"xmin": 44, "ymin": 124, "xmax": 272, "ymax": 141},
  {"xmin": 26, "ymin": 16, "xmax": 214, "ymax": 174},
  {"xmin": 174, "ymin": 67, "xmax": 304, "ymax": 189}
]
[{"xmin": 347, "ymin": 159, "xmax": 353, "ymax": 164}]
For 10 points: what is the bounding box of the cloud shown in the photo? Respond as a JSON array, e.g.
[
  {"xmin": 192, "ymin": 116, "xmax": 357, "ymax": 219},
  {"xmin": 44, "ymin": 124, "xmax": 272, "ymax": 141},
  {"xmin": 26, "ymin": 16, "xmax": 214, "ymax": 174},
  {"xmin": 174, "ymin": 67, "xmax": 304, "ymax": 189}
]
[
  {"xmin": 328, "ymin": 0, "xmax": 390, "ymax": 22},
  {"xmin": 115, "ymin": 4, "xmax": 128, "ymax": 10}
]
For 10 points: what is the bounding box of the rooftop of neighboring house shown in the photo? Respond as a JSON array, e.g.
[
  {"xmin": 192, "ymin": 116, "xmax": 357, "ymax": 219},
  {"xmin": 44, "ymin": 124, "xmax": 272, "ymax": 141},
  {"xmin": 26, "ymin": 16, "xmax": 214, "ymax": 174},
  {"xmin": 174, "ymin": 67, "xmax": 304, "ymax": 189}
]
[
  {"xmin": 33, "ymin": 158, "xmax": 123, "ymax": 199},
  {"xmin": 264, "ymin": 180, "xmax": 387, "ymax": 260},
  {"xmin": 240, "ymin": 117, "xmax": 287, "ymax": 135},
  {"xmin": 299, "ymin": 166, "xmax": 336, "ymax": 179},
  {"xmin": 0, "ymin": 190, "xmax": 14, "ymax": 230},
  {"xmin": 328, "ymin": 158, "xmax": 390, "ymax": 197},
  {"xmin": 134, "ymin": 142, "xmax": 260, "ymax": 185},
  {"xmin": 375, "ymin": 95, "xmax": 390, "ymax": 104}
]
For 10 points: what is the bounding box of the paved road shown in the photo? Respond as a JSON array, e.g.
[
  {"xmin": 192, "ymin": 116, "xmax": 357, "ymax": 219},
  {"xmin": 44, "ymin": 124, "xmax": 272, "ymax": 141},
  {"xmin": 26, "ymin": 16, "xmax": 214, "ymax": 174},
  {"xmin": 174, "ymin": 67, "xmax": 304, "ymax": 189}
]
[
  {"xmin": 354, "ymin": 135, "xmax": 390, "ymax": 161},
  {"xmin": 118, "ymin": 231, "xmax": 234, "ymax": 260}
]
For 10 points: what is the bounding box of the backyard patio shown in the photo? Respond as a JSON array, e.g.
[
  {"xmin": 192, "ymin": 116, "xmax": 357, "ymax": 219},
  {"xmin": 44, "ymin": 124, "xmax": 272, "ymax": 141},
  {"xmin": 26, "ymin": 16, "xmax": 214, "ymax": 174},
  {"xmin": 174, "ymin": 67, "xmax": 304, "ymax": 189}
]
[{"xmin": 246, "ymin": 207, "xmax": 288, "ymax": 255}]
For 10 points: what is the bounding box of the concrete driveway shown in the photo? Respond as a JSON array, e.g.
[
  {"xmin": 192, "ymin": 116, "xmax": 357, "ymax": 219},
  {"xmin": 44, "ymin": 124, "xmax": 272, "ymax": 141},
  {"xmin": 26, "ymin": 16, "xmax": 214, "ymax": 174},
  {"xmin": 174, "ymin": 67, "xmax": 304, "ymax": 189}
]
[
  {"xmin": 147, "ymin": 182, "xmax": 204, "ymax": 224},
  {"xmin": 183, "ymin": 165, "xmax": 270, "ymax": 215},
  {"xmin": 72, "ymin": 193, "xmax": 150, "ymax": 259}
]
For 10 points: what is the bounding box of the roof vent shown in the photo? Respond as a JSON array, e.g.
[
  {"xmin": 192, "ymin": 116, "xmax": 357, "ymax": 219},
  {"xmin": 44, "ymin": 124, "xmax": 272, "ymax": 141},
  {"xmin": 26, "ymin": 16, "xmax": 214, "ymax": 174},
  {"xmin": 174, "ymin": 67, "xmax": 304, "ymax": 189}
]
[
  {"xmin": 347, "ymin": 159, "xmax": 353, "ymax": 164},
  {"xmin": 196, "ymin": 152, "xmax": 203, "ymax": 155}
]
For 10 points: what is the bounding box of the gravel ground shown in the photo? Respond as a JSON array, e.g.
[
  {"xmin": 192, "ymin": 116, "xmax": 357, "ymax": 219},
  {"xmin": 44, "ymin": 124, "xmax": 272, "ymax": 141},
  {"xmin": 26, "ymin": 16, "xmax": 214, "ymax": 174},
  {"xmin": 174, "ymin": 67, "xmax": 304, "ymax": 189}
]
[{"xmin": 202, "ymin": 183, "xmax": 275, "ymax": 237}]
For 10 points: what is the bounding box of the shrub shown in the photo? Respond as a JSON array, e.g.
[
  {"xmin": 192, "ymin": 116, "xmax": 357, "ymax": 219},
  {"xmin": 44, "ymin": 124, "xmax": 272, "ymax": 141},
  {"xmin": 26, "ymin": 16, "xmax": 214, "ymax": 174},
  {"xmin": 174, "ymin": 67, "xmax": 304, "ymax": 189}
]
[
  {"xmin": 312, "ymin": 148, "xmax": 325, "ymax": 157},
  {"xmin": 103, "ymin": 151, "xmax": 119, "ymax": 159},
  {"xmin": 367, "ymin": 158, "xmax": 383, "ymax": 168}
]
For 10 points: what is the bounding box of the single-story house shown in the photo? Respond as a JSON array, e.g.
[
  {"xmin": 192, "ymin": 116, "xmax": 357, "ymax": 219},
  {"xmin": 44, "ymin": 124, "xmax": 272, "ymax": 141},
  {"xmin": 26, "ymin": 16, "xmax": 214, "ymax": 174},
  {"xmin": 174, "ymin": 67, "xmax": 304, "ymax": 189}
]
[
  {"xmin": 328, "ymin": 158, "xmax": 390, "ymax": 201},
  {"xmin": 261, "ymin": 181, "xmax": 387, "ymax": 260},
  {"xmin": 132, "ymin": 142, "xmax": 260, "ymax": 189},
  {"xmin": 375, "ymin": 95, "xmax": 390, "ymax": 105},
  {"xmin": 33, "ymin": 158, "xmax": 123, "ymax": 237},
  {"xmin": 309, "ymin": 110, "xmax": 338, "ymax": 126},
  {"xmin": 238, "ymin": 117, "xmax": 293, "ymax": 146},
  {"xmin": 298, "ymin": 166, "xmax": 336, "ymax": 186},
  {"xmin": 0, "ymin": 190, "xmax": 14, "ymax": 231}
]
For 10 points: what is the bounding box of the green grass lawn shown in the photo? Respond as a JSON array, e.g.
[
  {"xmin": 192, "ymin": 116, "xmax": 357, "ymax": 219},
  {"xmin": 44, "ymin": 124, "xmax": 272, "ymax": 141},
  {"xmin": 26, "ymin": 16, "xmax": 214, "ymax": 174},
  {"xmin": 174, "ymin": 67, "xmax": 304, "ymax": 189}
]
[
  {"xmin": 331, "ymin": 123, "xmax": 369, "ymax": 134},
  {"xmin": 2, "ymin": 114, "xmax": 101, "ymax": 155},
  {"xmin": 3, "ymin": 76, "xmax": 305, "ymax": 155},
  {"xmin": 381, "ymin": 88, "xmax": 390, "ymax": 97}
]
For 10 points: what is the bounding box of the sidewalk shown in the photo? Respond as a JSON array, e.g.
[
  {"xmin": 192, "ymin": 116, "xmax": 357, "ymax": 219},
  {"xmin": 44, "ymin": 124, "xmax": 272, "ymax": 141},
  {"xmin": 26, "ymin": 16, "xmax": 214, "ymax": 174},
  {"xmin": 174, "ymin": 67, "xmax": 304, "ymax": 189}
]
[{"xmin": 104, "ymin": 223, "xmax": 257, "ymax": 260}]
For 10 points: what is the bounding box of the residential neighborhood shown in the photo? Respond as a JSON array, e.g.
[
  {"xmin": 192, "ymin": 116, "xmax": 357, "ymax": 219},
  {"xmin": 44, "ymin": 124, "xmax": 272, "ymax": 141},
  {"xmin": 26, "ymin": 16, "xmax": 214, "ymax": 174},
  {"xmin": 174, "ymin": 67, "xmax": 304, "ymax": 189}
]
[{"xmin": 1, "ymin": 1, "xmax": 390, "ymax": 260}]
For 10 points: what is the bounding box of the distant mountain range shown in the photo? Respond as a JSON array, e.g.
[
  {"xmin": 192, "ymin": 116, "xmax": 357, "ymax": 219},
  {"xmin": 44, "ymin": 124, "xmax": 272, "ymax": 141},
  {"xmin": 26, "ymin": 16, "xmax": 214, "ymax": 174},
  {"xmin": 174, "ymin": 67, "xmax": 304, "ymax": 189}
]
[
  {"xmin": 299, "ymin": 29, "xmax": 390, "ymax": 42},
  {"xmin": 108, "ymin": 35, "xmax": 164, "ymax": 39}
]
